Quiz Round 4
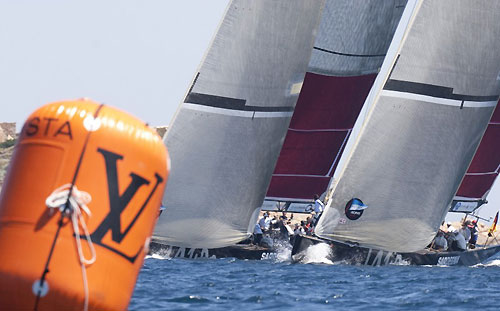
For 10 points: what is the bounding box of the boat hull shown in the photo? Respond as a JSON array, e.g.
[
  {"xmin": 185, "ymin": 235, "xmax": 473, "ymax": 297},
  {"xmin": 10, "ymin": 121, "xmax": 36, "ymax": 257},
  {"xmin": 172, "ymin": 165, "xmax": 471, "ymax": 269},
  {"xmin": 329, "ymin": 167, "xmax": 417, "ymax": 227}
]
[
  {"xmin": 291, "ymin": 234, "xmax": 500, "ymax": 266},
  {"xmin": 149, "ymin": 240, "xmax": 275, "ymax": 260}
]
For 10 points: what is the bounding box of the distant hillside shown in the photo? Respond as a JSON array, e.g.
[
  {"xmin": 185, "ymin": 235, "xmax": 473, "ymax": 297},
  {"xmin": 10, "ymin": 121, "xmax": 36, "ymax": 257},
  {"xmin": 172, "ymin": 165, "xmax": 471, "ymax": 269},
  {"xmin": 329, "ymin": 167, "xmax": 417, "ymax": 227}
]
[{"xmin": 0, "ymin": 145, "xmax": 14, "ymax": 191}]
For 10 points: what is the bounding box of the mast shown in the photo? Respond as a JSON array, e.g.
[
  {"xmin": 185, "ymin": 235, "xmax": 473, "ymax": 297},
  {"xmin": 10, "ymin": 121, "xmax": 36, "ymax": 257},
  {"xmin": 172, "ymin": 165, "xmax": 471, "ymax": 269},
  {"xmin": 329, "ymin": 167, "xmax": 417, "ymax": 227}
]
[
  {"xmin": 153, "ymin": 0, "xmax": 325, "ymax": 249},
  {"xmin": 316, "ymin": 0, "xmax": 500, "ymax": 253}
]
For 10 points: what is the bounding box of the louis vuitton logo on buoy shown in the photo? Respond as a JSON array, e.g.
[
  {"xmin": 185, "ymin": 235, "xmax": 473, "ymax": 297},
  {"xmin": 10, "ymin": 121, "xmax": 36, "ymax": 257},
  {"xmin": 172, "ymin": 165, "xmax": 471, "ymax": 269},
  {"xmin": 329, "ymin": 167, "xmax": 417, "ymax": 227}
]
[{"xmin": 89, "ymin": 148, "xmax": 164, "ymax": 263}]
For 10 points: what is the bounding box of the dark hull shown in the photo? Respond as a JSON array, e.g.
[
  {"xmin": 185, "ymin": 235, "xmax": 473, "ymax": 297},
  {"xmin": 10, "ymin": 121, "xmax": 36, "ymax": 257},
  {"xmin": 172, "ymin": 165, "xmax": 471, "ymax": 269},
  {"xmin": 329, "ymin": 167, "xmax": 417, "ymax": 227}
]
[
  {"xmin": 292, "ymin": 234, "xmax": 500, "ymax": 266},
  {"xmin": 149, "ymin": 240, "xmax": 275, "ymax": 260}
]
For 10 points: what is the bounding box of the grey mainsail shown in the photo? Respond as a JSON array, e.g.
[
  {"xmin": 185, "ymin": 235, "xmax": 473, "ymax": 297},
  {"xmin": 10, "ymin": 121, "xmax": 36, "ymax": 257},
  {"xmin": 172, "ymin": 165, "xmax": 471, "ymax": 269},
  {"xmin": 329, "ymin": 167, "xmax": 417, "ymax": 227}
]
[
  {"xmin": 316, "ymin": 0, "xmax": 500, "ymax": 253},
  {"xmin": 154, "ymin": 1, "xmax": 325, "ymax": 249}
]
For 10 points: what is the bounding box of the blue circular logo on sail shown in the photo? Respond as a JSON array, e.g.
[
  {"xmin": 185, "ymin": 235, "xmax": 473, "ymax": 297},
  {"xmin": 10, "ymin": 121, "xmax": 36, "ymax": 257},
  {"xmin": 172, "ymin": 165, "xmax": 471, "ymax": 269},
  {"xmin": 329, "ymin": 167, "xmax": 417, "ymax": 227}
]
[{"xmin": 345, "ymin": 198, "xmax": 367, "ymax": 220}]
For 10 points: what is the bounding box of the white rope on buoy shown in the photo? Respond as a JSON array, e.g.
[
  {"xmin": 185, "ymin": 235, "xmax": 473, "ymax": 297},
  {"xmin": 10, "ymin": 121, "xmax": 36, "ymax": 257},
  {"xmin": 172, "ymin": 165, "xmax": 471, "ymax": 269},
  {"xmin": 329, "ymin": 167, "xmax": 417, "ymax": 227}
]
[{"xmin": 45, "ymin": 184, "xmax": 96, "ymax": 311}]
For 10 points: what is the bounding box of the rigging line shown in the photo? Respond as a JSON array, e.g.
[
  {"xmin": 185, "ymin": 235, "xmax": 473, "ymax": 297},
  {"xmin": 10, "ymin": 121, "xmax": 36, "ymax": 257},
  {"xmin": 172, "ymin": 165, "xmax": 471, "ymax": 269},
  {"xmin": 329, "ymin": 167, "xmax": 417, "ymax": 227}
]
[
  {"xmin": 326, "ymin": 129, "xmax": 352, "ymax": 177},
  {"xmin": 313, "ymin": 46, "xmax": 386, "ymax": 58},
  {"xmin": 34, "ymin": 103, "xmax": 104, "ymax": 311}
]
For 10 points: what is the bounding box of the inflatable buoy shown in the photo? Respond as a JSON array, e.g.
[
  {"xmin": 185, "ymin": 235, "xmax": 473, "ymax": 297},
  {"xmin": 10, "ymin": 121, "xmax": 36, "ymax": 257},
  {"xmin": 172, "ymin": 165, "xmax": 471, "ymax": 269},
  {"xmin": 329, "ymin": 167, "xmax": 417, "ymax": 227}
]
[{"xmin": 0, "ymin": 99, "xmax": 169, "ymax": 310}]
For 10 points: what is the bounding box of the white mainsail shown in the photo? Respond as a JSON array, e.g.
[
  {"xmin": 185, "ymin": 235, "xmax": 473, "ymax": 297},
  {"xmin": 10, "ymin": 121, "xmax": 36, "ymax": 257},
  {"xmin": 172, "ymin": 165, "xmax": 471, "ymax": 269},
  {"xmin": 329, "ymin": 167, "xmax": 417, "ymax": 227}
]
[
  {"xmin": 316, "ymin": 0, "xmax": 500, "ymax": 253},
  {"xmin": 154, "ymin": 1, "xmax": 325, "ymax": 249}
]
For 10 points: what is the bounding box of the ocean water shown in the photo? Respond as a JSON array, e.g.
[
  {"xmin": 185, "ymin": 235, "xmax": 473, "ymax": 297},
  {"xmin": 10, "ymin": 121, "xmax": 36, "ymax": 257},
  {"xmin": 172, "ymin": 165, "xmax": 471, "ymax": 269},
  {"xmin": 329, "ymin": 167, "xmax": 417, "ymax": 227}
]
[{"xmin": 130, "ymin": 248, "xmax": 500, "ymax": 311}]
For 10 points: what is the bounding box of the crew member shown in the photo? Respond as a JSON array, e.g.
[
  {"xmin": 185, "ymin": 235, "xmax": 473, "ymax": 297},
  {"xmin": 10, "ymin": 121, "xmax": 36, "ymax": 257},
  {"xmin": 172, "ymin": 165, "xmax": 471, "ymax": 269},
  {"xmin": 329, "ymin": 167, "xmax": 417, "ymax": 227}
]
[
  {"xmin": 253, "ymin": 223, "xmax": 263, "ymax": 245},
  {"xmin": 432, "ymin": 231, "xmax": 448, "ymax": 250},
  {"xmin": 313, "ymin": 194, "xmax": 324, "ymax": 225},
  {"xmin": 468, "ymin": 220, "xmax": 478, "ymax": 249}
]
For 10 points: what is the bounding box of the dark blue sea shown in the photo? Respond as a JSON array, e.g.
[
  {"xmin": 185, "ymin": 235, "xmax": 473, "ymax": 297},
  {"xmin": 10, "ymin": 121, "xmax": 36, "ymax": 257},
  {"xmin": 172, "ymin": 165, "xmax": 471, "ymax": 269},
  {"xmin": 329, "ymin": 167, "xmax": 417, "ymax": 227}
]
[{"xmin": 130, "ymin": 249, "xmax": 500, "ymax": 311}]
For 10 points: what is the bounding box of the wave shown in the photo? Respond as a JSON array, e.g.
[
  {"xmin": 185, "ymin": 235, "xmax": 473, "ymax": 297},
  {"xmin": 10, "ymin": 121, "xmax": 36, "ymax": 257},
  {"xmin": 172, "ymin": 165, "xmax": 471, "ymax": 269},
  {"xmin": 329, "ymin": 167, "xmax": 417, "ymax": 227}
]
[
  {"xmin": 473, "ymin": 259, "xmax": 500, "ymax": 268},
  {"xmin": 145, "ymin": 253, "xmax": 171, "ymax": 260}
]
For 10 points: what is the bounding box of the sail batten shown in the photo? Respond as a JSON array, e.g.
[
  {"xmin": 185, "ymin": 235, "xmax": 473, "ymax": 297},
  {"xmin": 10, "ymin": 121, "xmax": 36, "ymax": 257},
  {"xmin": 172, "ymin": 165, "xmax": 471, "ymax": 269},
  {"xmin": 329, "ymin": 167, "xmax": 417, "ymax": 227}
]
[{"xmin": 316, "ymin": 0, "xmax": 500, "ymax": 252}]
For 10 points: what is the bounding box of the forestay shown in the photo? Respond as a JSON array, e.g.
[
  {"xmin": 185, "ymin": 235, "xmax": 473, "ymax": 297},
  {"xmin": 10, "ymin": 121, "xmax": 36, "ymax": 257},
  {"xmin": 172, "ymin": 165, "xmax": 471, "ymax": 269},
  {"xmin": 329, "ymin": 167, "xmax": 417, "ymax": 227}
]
[
  {"xmin": 451, "ymin": 105, "xmax": 500, "ymax": 213},
  {"xmin": 316, "ymin": 0, "xmax": 500, "ymax": 253},
  {"xmin": 154, "ymin": 0, "xmax": 325, "ymax": 249},
  {"xmin": 264, "ymin": 0, "xmax": 407, "ymax": 209}
]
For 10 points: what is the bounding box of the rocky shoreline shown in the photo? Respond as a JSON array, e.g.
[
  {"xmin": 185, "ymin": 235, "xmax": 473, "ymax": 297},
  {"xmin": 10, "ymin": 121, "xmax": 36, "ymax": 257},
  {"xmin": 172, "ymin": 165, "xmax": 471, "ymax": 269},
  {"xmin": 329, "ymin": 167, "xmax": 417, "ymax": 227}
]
[{"xmin": 0, "ymin": 145, "xmax": 14, "ymax": 191}]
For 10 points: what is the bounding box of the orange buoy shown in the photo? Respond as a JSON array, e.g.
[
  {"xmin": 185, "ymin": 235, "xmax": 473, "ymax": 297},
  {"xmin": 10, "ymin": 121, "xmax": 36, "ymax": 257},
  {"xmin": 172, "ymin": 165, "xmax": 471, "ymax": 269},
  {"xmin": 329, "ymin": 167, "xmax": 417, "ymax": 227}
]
[{"xmin": 0, "ymin": 99, "xmax": 169, "ymax": 310}]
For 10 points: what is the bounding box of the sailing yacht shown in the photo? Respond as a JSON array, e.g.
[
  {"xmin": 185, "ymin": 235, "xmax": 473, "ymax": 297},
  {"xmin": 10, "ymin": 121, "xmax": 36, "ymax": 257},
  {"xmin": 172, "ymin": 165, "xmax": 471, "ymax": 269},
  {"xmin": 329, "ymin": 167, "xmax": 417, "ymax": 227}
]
[
  {"xmin": 292, "ymin": 0, "xmax": 500, "ymax": 266},
  {"xmin": 151, "ymin": 0, "xmax": 325, "ymax": 259}
]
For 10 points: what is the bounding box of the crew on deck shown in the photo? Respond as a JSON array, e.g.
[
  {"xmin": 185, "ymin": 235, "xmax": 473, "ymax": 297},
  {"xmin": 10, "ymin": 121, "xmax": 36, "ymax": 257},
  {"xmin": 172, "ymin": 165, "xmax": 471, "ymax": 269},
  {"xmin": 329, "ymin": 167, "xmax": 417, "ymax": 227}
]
[
  {"xmin": 468, "ymin": 220, "xmax": 478, "ymax": 249},
  {"xmin": 430, "ymin": 221, "xmax": 470, "ymax": 252},
  {"xmin": 431, "ymin": 231, "xmax": 448, "ymax": 250}
]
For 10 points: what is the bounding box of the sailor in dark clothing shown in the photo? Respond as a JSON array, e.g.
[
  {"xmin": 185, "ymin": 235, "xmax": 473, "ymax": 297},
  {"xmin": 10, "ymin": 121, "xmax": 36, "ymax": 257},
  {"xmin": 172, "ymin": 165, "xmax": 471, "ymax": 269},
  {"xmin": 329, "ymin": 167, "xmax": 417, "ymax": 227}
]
[
  {"xmin": 280, "ymin": 211, "xmax": 288, "ymax": 221},
  {"xmin": 278, "ymin": 218, "xmax": 289, "ymax": 239},
  {"xmin": 432, "ymin": 231, "xmax": 448, "ymax": 250},
  {"xmin": 468, "ymin": 220, "xmax": 478, "ymax": 249}
]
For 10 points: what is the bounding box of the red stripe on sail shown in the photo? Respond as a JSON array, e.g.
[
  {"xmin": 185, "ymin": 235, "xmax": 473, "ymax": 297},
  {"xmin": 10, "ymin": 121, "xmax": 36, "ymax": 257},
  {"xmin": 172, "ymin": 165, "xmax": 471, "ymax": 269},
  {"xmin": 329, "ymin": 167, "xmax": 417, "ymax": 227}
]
[
  {"xmin": 266, "ymin": 176, "xmax": 331, "ymax": 201},
  {"xmin": 491, "ymin": 104, "xmax": 500, "ymax": 122},
  {"xmin": 456, "ymin": 174, "xmax": 497, "ymax": 199},
  {"xmin": 465, "ymin": 124, "xmax": 500, "ymax": 173},
  {"xmin": 290, "ymin": 73, "xmax": 376, "ymax": 130},
  {"xmin": 266, "ymin": 73, "xmax": 376, "ymax": 201},
  {"xmin": 456, "ymin": 102, "xmax": 500, "ymax": 199},
  {"xmin": 273, "ymin": 131, "xmax": 349, "ymax": 175}
]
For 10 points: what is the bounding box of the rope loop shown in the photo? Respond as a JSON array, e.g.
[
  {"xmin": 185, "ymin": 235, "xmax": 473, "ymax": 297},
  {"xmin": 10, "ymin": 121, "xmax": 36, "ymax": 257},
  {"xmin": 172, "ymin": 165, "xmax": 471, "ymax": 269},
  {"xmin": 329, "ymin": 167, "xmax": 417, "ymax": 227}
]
[{"xmin": 45, "ymin": 183, "xmax": 96, "ymax": 311}]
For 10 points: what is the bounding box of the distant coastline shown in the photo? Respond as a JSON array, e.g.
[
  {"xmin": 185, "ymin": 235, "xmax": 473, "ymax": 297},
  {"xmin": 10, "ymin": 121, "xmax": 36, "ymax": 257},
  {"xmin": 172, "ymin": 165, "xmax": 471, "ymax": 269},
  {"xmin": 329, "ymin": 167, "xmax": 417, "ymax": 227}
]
[{"xmin": 0, "ymin": 143, "xmax": 14, "ymax": 191}]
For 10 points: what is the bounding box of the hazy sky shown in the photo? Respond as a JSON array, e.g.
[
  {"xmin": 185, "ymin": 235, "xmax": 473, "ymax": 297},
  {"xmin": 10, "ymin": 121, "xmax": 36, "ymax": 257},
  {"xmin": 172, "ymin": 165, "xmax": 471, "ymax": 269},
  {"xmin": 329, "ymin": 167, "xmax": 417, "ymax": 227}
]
[
  {"xmin": 0, "ymin": 0, "xmax": 498, "ymax": 223},
  {"xmin": 0, "ymin": 0, "xmax": 229, "ymax": 129}
]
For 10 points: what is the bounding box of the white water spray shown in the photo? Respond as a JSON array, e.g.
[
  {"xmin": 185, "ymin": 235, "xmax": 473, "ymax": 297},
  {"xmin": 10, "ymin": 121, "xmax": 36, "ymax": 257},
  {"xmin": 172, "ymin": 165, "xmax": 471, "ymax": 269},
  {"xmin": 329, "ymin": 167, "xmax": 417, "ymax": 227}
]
[
  {"xmin": 272, "ymin": 239, "xmax": 293, "ymax": 263},
  {"xmin": 473, "ymin": 259, "xmax": 500, "ymax": 268},
  {"xmin": 300, "ymin": 243, "xmax": 334, "ymax": 265},
  {"xmin": 145, "ymin": 253, "xmax": 171, "ymax": 260}
]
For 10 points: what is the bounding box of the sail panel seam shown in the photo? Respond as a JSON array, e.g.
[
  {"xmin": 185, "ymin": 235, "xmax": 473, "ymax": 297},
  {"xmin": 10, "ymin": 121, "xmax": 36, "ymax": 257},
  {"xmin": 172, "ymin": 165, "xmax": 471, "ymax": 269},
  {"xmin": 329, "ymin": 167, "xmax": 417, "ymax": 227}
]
[
  {"xmin": 381, "ymin": 90, "xmax": 497, "ymax": 108},
  {"xmin": 185, "ymin": 92, "xmax": 294, "ymax": 112},
  {"xmin": 183, "ymin": 103, "xmax": 293, "ymax": 118},
  {"xmin": 313, "ymin": 46, "xmax": 386, "ymax": 58},
  {"xmin": 272, "ymin": 174, "xmax": 330, "ymax": 178},
  {"xmin": 465, "ymin": 172, "xmax": 499, "ymax": 176},
  {"xmin": 384, "ymin": 79, "xmax": 499, "ymax": 102},
  {"xmin": 465, "ymin": 163, "xmax": 500, "ymax": 175},
  {"xmin": 288, "ymin": 128, "xmax": 351, "ymax": 132}
]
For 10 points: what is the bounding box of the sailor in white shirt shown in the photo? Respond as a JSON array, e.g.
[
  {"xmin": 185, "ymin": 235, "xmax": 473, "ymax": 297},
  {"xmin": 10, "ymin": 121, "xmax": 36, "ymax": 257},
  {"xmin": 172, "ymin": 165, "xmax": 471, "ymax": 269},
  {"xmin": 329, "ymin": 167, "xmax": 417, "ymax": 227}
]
[
  {"xmin": 258, "ymin": 212, "xmax": 271, "ymax": 232},
  {"xmin": 253, "ymin": 223, "xmax": 263, "ymax": 245},
  {"xmin": 314, "ymin": 194, "xmax": 324, "ymax": 213},
  {"xmin": 313, "ymin": 194, "xmax": 324, "ymax": 225}
]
